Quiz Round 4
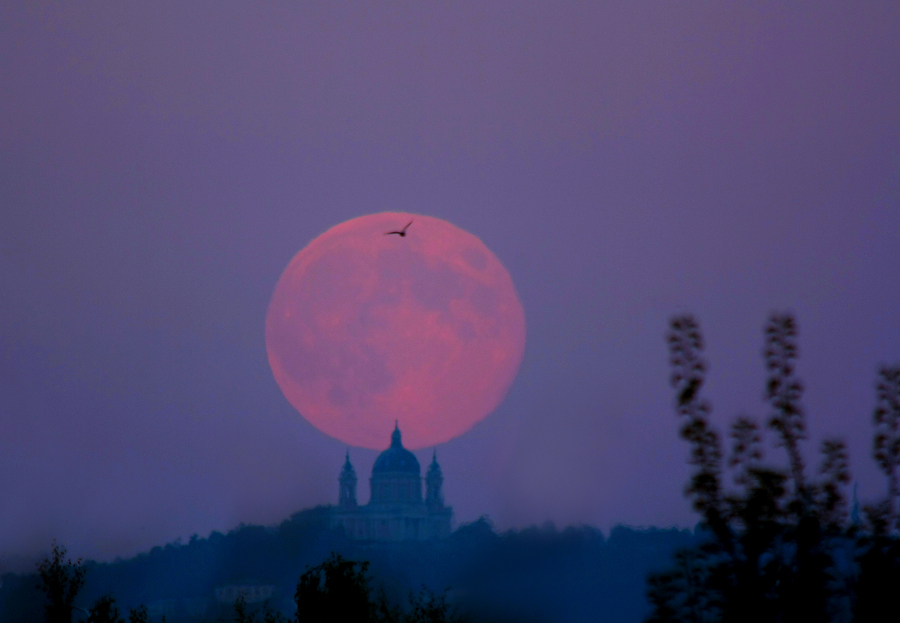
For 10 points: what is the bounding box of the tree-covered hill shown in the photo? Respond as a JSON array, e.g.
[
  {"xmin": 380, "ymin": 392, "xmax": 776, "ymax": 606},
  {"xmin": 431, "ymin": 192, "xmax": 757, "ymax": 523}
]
[{"xmin": 0, "ymin": 510, "xmax": 696, "ymax": 623}]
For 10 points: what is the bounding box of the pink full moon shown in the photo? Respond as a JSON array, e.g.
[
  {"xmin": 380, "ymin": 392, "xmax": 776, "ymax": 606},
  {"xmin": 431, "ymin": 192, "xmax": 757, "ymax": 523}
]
[{"xmin": 265, "ymin": 213, "xmax": 526, "ymax": 449}]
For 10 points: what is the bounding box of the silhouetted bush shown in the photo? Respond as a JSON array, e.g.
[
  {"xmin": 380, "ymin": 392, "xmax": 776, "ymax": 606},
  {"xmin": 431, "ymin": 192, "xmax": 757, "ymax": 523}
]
[
  {"xmin": 293, "ymin": 553, "xmax": 463, "ymax": 623},
  {"xmin": 37, "ymin": 541, "xmax": 86, "ymax": 623},
  {"xmin": 648, "ymin": 313, "xmax": 899, "ymax": 622},
  {"xmin": 85, "ymin": 594, "xmax": 123, "ymax": 623}
]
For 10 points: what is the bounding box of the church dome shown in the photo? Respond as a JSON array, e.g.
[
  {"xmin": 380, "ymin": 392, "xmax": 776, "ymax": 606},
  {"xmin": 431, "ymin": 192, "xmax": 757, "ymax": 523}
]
[{"xmin": 372, "ymin": 424, "xmax": 420, "ymax": 474}]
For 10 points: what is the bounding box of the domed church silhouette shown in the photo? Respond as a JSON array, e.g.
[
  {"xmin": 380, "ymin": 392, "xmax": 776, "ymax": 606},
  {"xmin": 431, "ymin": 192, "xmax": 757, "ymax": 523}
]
[{"xmin": 331, "ymin": 423, "xmax": 453, "ymax": 540}]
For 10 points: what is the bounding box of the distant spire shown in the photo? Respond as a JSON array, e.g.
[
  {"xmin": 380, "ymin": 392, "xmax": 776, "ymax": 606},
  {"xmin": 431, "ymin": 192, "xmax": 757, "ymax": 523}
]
[
  {"xmin": 340, "ymin": 451, "xmax": 356, "ymax": 476},
  {"xmin": 426, "ymin": 449, "xmax": 444, "ymax": 508},
  {"xmin": 428, "ymin": 451, "xmax": 442, "ymax": 474},
  {"xmin": 339, "ymin": 450, "xmax": 357, "ymax": 508},
  {"xmin": 391, "ymin": 422, "xmax": 402, "ymax": 448}
]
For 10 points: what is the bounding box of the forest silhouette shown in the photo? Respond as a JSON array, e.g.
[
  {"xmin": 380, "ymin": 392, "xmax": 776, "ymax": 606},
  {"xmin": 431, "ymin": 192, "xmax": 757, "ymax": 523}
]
[{"xmin": 2, "ymin": 314, "xmax": 898, "ymax": 623}]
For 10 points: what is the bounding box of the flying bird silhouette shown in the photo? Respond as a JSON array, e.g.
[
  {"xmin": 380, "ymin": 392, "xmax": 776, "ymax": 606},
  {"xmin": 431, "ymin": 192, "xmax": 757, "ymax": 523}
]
[{"xmin": 385, "ymin": 220, "xmax": 413, "ymax": 237}]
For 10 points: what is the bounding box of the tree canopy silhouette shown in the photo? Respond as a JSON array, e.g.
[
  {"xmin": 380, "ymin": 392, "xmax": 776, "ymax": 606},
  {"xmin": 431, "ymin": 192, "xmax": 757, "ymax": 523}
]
[
  {"xmin": 295, "ymin": 553, "xmax": 374, "ymax": 623},
  {"xmin": 647, "ymin": 313, "xmax": 897, "ymax": 623},
  {"xmin": 294, "ymin": 552, "xmax": 463, "ymax": 623},
  {"xmin": 37, "ymin": 541, "xmax": 86, "ymax": 623}
]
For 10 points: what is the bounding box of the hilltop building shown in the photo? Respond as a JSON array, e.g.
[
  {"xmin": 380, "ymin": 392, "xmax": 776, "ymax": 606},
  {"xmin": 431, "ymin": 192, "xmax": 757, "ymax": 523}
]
[{"xmin": 331, "ymin": 424, "xmax": 452, "ymax": 541}]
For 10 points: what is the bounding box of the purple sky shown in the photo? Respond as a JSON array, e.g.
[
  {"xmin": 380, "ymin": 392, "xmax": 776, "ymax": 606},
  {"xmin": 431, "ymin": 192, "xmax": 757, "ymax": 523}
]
[{"xmin": 1, "ymin": 2, "xmax": 899, "ymax": 566}]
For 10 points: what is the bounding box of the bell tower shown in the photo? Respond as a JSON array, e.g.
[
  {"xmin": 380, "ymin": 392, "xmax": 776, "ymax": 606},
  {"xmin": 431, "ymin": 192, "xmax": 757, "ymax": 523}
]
[
  {"xmin": 425, "ymin": 451, "xmax": 444, "ymax": 510},
  {"xmin": 338, "ymin": 451, "xmax": 357, "ymax": 509}
]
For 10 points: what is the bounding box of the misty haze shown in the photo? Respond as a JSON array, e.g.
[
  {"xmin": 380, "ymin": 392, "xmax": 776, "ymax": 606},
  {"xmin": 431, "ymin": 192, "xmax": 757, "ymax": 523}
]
[{"xmin": 2, "ymin": 3, "xmax": 899, "ymax": 623}]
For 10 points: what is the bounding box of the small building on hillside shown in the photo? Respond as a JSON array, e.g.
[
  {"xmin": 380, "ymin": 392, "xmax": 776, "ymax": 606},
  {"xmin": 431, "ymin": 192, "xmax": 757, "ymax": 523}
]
[{"xmin": 331, "ymin": 424, "xmax": 452, "ymax": 541}]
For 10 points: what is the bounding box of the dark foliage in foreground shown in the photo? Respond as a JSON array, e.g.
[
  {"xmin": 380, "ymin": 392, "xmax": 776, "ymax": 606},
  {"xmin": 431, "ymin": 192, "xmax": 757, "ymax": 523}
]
[
  {"xmin": 294, "ymin": 553, "xmax": 375, "ymax": 623},
  {"xmin": 292, "ymin": 553, "xmax": 464, "ymax": 623},
  {"xmin": 33, "ymin": 548, "xmax": 466, "ymax": 623},
  {"xmin": 648, "ymin": 313, "xmax": 900, "ymax": 622},
  {"xmin": 33, "ymin": 543, "xmax": 148, "ymax": 623},
  {"xmin": 37, "ymin": 542, "xmax": 85, "ymax": 623},
  {"xmin": 2, "ymin": 518, "xmax": 693, "ymax": 623}
]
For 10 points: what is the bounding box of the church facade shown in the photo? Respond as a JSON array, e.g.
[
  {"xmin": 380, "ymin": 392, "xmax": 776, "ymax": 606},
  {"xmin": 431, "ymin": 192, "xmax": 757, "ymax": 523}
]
[{"xmin": 331, "ymin": 424, "xmax": 453, "ymax": 541}]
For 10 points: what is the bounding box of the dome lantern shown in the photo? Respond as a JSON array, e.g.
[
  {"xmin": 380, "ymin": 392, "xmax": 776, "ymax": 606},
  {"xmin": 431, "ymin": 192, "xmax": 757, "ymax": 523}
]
[{"xmin": 372, "ymin": 423, "xmax": 421, "ymax": 475}]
